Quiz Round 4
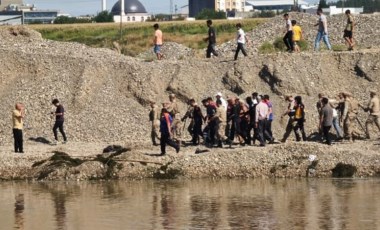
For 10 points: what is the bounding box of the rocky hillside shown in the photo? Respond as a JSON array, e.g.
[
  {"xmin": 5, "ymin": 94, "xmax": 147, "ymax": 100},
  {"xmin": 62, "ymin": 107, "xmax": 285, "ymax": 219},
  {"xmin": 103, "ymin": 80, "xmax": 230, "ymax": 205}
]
[{"xmin": 0, "ymin": 25, "xmax": 379, "ymax": 145}]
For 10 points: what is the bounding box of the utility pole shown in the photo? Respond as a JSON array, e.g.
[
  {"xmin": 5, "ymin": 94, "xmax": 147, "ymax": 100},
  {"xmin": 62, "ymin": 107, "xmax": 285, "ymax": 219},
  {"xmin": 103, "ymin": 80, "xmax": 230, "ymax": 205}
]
[
  {"xmin": 170, "ymin": 0, "xmax": 173, "ymax": 19},
  {"xmin": 119, "ymin": 0, "xmax": 123, "ymax": 40}
]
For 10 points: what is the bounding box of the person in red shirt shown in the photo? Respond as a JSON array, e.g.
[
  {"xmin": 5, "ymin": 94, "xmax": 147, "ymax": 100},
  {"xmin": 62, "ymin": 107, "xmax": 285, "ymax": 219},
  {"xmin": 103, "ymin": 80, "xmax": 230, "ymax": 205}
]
[{"xmin": 159, "ymin": 108, "xmax": 180, "ymax": 155}]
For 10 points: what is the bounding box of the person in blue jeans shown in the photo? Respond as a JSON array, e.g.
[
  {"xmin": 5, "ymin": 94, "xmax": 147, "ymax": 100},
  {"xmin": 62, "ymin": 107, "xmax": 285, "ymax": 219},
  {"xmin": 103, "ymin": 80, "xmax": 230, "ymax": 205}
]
[{"xmin": 314, "ymin": 8, "xmax": 332, "ymax": 51}]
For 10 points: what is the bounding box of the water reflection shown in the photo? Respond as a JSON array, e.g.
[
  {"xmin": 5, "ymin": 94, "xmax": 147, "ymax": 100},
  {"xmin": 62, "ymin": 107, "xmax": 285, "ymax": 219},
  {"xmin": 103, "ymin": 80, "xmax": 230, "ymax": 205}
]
[
  {"xmin": 14, "ymin": 194, "xmax": 24, "ymax": 229},
  {"xmin": 0, "ymin": 179, "xmax": 379, "ymax": 230}
]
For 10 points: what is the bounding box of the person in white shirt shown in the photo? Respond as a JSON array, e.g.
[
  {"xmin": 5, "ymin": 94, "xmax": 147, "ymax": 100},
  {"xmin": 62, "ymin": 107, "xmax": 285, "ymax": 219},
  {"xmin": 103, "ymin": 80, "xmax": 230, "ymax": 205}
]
[
  {"xmin": 255, "ymin": 96, "xmax": 269, "ymax": 146},
  {"xmin": 283, "ymin": 13, "xmax": 294, "ymax": 52},
  {"xmin": 234, "ymin": 23, "xmax": 248, "ymax": 61}
]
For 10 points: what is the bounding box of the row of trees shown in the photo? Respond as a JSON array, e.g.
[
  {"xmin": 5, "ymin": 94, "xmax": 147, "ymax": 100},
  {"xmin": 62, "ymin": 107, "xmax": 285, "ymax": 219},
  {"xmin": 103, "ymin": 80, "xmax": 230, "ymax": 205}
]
[{"xmin": 54, "ymin": 11, "xmax": 114, "ymax": 24}]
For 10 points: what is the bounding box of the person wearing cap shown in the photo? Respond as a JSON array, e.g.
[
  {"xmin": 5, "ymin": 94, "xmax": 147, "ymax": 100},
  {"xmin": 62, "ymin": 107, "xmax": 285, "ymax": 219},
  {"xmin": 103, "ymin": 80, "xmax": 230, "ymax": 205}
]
[
  {"xmin": 209, "ymin": 99, "xmax": 231, "ymax": 147},
  {"xmin": 215, "ymin": 92, "xmax": 227, "ymax": 110},
  {"xmin": 167, "ymin": 94, "xmax": 183, "ymax": 146},
  {"xmin": 51, "ymin": 99, "xmax": 67, "ymax": 144},
  {"xmin": 342, "ymin": 92, "xmax": 359, "ymax": 142},
  {"xmin": 363, "ymin": 90, "xmax": 380, "ymax": 139},
  {"xmin": 149, "ymin": 101, "xmax": 161, "ymax": 146},
  {"xmin": 12, "ymin": 103, "xmax": 25, "ymax": 153},
  {"xmin": 153, "ymin": 23, "xmax": 163, "ymax": 60},
  {"xmin": 280, "ymin": 95, "xmax": 296, "ymax": 143}
]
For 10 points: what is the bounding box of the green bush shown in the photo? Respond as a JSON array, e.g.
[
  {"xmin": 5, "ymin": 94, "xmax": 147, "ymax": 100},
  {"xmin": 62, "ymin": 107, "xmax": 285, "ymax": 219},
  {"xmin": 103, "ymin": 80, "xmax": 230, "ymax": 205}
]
[
  {"xmin": 195, "ymin": 9, "xmax": 226, "ymax": 20},
  {"xmin": 259, "ymin": 41, "xmax": 275, "ymax": 54},
  {"xmin": 273, "ymin": 37, "xmax": 286, "ymax": 51},
  {"xmin": 297, "ymin": 39, "xmax": 309, "ymax": 51}
]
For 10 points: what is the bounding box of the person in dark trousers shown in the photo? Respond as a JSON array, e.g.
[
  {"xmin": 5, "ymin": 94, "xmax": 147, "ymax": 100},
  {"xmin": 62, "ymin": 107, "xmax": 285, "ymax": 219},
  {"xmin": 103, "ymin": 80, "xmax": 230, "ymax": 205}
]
[
  {"xmin": 293, "ymin": 96, "xmax": 307, "ymax": 141},
  {"xmin": 281, "ymin": 95, "xmax": 296, "ymax": 142},
  {"xmin": 255, "ymin": 96, "xmax": 270, "ymax": 146},
  {"xmin": 319, "ymin": 97, "xmax": 334, "ymax": 145},
  {"xmin": 160, "ymin": 108, "xmax": 180, "ymax": 155},
  {"xmin": 51, "ymin": 99, "xmax": 67, "ymax": 144},
  {"xmin": 205, "ymin": 19, "xmax": 219, "ymax": 58},
  {"xmin": 12, "ymin": 103, "xmax": 24, "ymax": 153},
  {"xmin": 189, "ymin": 99, "xmax": 204, "ymax": 145},
  {"xmin": 263, "ymin": 95, "xmax": 275, "ymax": 142},
  {"xmin": 203, "ymin": 97, "xmax": 217, "ymax": 146},
  {"xmin": 283, "ymin": 13, "xmax": 294, "ymax": 52},
  {"xmin": 234, "ymin": 23, "xmax": 248, "ymax": 61}
]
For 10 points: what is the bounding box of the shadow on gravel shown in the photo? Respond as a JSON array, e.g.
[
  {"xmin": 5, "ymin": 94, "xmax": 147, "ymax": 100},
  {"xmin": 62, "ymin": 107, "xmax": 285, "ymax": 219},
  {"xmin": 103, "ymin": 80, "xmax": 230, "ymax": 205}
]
[{"xmin": 29, "ymin": 137, "xmax": 51, "ymax": 144}]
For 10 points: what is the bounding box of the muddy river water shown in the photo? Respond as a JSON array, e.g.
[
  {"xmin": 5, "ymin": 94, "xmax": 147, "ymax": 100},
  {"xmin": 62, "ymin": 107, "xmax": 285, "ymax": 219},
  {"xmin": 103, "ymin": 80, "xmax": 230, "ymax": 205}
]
[{"xmin": 1, "ymin": 179, "xmax": 379, "ymax": 230}]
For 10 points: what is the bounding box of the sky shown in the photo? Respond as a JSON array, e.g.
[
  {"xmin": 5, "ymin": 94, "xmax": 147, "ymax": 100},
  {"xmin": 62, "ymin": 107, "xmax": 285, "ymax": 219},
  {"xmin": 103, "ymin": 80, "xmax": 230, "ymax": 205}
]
[{"xmin": 24, "ymin": 0, "xmax": 188, "ymax": 16}]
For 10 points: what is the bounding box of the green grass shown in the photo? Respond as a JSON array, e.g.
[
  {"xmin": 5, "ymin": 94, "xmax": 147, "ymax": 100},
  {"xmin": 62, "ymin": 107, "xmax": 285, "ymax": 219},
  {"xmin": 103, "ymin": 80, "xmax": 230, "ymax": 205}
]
[{"xmin": 28, "ymin": 19, "xmax": 265, "ymax": 57}]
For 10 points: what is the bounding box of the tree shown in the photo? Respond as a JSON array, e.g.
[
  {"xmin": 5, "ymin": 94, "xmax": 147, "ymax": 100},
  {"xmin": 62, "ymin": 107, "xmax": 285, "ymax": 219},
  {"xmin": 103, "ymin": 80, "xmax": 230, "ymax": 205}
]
[
  {"xmin": 94, "ymin": 10, "xmax": 114, "ymax": 23},
  {"xmin": 318, "ymin": 0, "xmax": 329, "ymax": 8},
  {"xmin": 195, "ymin": 9, "xmax": 226, "ymax": 20}
]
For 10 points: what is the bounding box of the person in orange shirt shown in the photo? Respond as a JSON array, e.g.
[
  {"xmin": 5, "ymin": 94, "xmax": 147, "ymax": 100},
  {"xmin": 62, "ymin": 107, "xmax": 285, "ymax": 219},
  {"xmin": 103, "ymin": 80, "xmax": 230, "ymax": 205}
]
[
  {"xmin": 153, "ymin": 23, "xmax": 163, "ymax": 60},
  {"xmin": 292, "ymin": 20, "xmax": 303, "ymax": 52},
  {"xmin": 12, "ymin": 103, "xmax": 25, "ymax": 153}
]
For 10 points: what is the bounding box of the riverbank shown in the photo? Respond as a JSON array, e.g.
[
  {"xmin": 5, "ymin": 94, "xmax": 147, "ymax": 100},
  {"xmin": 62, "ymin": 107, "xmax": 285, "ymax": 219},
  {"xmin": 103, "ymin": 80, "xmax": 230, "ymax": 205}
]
[{"xmin": 1, "ymin": 139, "xmax": 379, "ymax": 181}]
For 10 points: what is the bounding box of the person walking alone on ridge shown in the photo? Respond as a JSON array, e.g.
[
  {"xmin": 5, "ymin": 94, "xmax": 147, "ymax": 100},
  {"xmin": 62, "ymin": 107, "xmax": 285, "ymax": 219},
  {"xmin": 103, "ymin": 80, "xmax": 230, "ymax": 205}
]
[
  {"xmin": 153, "ymin": 23, "xmax": 163, "ymax": 60},
  {"xmin": 234, "ymin": 23, "xmax": 248, "ymax": 61},
  {"xmin": 205, "ymin": 19, "xmax": 219, "ymax": 58},
  {"xmin": 12, "ymin": 103, "xmax": 25, "ymax": 153},
  {"xmin": 343, "ymin": 10, "xmax": 355, "ymax": 50},
  {"xmin": 51, "ymin": 99, "xmax": 67, "ymax": 144}
]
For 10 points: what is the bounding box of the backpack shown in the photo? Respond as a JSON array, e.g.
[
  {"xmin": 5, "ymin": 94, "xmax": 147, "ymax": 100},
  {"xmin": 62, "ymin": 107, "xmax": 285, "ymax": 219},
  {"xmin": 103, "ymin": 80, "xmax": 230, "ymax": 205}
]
[
  {"xmin": 295, "ymin": 104, "xmax": 304, "ymax": 120},
  {"xmin": 295, "ymin": 106, "xmax": 302, "ymax": 120}
]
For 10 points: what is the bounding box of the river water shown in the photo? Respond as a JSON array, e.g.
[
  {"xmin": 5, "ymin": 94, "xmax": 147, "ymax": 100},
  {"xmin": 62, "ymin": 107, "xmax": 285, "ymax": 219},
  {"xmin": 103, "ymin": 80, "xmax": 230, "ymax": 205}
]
[{"xmin": 1, "ymin": 179, "xmax": 379, "ymax": 230}]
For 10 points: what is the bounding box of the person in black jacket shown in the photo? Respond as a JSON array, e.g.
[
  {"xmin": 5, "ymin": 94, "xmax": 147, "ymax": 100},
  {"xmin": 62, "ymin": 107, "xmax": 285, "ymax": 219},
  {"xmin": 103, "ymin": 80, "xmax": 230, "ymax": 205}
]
[
  {"xmin": 293, "ymin": 96, "xmax": 307, "ymax": 141},
  {"xmin": 51, "ymin": 99, "xmax": 67, "ymax": 144}
]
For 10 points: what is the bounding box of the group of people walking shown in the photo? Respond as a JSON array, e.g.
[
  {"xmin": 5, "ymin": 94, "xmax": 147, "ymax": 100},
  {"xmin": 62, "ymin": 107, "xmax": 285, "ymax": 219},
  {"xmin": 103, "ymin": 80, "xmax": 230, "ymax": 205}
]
[
  {"xmin": 153, "ymin": 9, "xmax": 356, "ymax": 60},
  {"xmin": 11, "ymin": 99, "xmax": 67, "ymax": 153},
  {"xmin": 283, "ymin": 8, "xmax": 355, "ymax": 52},
  {"xmin": 150, "ymin": 90, "xmax": 380, "ymax": 155}
]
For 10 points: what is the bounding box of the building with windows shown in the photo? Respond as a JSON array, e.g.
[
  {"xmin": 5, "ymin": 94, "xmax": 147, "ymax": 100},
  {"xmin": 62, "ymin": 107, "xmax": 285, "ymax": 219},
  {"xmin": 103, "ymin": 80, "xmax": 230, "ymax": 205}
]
[
  {"xmin": 245, "ymin": 0, "xmax": 309, "ymax": 12},
  {"xmin": 111, "ymin": 0, "xmax": 151, "ymax": 22},
  {"xmin": 0, "ymin": 2, "xmax": 58, "ymax": 25},
  {"xmin": 189, "ymin": 0, "xmax": 246, "ymax": 17},
  {"xmin": 0, "ymin": 0, "xmax": 22, "ymax": 11}
]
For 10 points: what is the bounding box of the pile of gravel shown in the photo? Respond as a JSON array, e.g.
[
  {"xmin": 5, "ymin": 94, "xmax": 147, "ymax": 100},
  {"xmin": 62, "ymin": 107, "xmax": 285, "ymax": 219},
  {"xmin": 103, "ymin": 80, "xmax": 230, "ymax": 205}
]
[{"xmin": 137, "ymin": 42, "xmax": 195, "ymax": 61}]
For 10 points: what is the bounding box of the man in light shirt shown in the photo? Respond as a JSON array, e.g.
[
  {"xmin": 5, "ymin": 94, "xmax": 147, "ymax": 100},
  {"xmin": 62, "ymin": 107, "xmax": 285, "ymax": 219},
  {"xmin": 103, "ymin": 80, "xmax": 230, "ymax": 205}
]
[
  {"xmin": 283, "ymin": 13, "xmax": 294, "ymax": 52},
  {"xmin": 255, "ymin": 96, "xmax": 269, "ymax": 147},
  {"xmin": 153, "ymin": 23, "xmax": 163, "ymax": 60},
  {"xmin": 234, "ymin": 23, "xmax": 248, "ymax": 61},
  {"xmin": 314, "ymin": 8, "xmax": 332, "ymax": 51}
]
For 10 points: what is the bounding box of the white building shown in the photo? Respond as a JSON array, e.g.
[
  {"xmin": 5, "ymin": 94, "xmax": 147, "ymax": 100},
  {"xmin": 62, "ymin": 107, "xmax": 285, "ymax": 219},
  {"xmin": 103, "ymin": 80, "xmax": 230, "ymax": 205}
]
[
  {"xmin": 323, "ymin": 6, "xmax": 364, "ymax": 15},
  {"xmin": 110, "ymin": 0, "xmax": 151, "ymax": 22},
  {"xmin": 246, "ymin": 0, "xmax": 309, "ymax": 12}
]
